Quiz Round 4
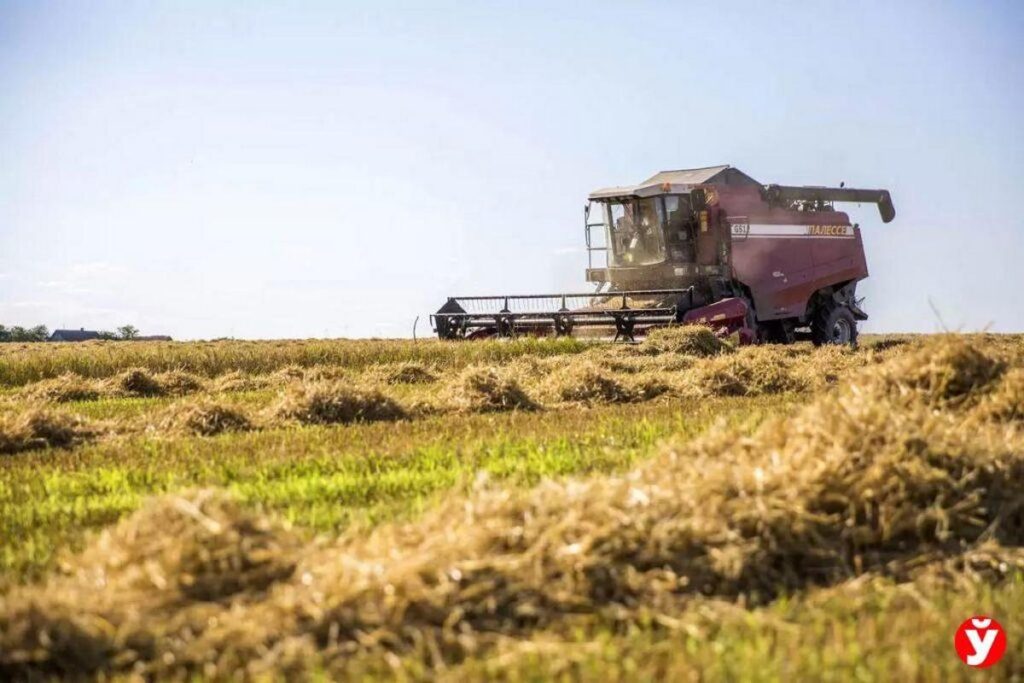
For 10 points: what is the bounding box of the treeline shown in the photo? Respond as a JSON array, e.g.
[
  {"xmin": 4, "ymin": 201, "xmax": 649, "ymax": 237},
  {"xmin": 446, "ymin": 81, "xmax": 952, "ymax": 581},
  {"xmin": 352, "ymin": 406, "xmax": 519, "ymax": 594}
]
[
  {"xmin": 0, "ymin": 324, "xmax": 142, "ymax": 342},
  {"xmin": 0, "ymin": 325, "xmax": 50, "ymax": 342}
]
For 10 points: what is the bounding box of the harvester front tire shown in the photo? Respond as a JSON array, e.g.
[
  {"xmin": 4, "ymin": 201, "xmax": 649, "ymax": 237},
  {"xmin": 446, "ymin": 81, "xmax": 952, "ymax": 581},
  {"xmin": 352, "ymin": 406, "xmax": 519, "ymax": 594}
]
[
  {"xmin": 760, "ymin": 320, "xmax": 795, "ymax": 344},
  {"xmin": 812, "ymin": 305, "xmax": 858, "ymax": 347}
]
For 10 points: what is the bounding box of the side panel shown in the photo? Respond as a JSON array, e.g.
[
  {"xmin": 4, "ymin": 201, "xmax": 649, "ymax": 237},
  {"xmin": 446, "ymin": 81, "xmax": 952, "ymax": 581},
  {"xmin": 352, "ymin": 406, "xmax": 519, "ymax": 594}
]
[
  {"xmin": 717, "ymin": 187, "xmax": 868, "ymax": 321},
  {"xmin": 810, "ymin": 223, "xmax": 869, "ymax": 285},
  {"xmin": 731, "ymin": 222, "xmax": 817, "ymax": 319}
]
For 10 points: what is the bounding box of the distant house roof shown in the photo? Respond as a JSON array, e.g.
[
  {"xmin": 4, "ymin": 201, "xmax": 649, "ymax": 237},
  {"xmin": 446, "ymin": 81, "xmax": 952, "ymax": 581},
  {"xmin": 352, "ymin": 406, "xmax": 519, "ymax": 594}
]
[
  {"xmin": 49, "ymin": 329, "xmax": 101, "ymax": 342},
  {"xmin": 589, "ymin": 165, "xmax": 761, "ymax": 199}
]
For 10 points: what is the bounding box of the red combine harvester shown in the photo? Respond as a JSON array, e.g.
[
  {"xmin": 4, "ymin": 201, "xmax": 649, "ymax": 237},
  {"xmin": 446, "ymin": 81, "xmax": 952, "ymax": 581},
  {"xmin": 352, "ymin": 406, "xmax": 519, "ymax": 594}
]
[{"xmin": 433, "ymin": 165, "xmax": 895, "ymax": 345}]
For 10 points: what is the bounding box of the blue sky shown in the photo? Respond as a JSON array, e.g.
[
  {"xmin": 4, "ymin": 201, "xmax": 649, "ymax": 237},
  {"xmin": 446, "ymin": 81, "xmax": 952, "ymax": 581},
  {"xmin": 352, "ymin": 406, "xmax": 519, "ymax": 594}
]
[{"xmin": 1, "ymin": 0, "xmax": 1022, "ymax": 338}]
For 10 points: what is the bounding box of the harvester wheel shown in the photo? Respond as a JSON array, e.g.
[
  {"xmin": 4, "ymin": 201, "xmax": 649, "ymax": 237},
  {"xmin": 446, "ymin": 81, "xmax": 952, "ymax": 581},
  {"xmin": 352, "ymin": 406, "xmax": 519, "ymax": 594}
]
[
  {"xmin": 437, "ymin": 316, "xmax": 466, "ymax": 340},
  {"xmin": 612, "ymin": 313, "xmax": 637, "ymax": 342},
  {"xmin": 496, "ymin": 315, "xmax": 516, "ymax": 338},
  {"xmin": 553, "ymin": 314, "xmax": 573, "ymax": 337},
  {"xmin": 760, "ymin": 320, "xmax": 795, "ymax": 344},
  {"xmin": 812, "ymin": 304, "xmax": 858, "ymax": 347}
]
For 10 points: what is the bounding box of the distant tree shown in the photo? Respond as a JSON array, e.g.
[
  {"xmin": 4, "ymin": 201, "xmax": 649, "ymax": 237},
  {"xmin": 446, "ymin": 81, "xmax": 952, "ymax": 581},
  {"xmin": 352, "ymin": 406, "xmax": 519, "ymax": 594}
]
[
  {"xmin": 97, "ymin": 330, "xmax": 119, "ymax": 340},
  {"xmin": 118, "ymin": 324, "xmax": 140, "ymax": 340},
  {"xmin": 7, "ymin": 326, "xmax": 48, "ymax": 342},
  {"xmin": 0, "ymin": 325, "xmax": 48, "ymax": 342}
]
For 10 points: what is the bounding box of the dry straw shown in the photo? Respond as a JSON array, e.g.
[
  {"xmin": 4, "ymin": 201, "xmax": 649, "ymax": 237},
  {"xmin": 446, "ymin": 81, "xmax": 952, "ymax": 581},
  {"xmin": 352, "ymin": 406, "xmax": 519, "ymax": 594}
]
[
  {"xmin": 273, "ymin": 380, "xmax": 407, "ymax": 425},
  {"xmin": 154, "ymin": 370, "xmax": 207, "ymax": 396},
  {"xmin": 21, "ymin": 374, "xmax": 102, "ymax": 403},
  {"xmin": 687, "ymin": 349, "xmax": 808, "ymax": 397},
  {"xmin": 872, "ymin": 340, "xmax": 1006, "ymax": 407},
  {"xmin": 373, "ymin": 361, "xmax": 439, "ymax": 385},
  {"xmin": 0, "ymin": 409, "xmax": 96, "ymax": 454},
  {"xmin": 20, "ymin": 368, "xmax": 207, "ymax": 403},
  {"xmin": 107, "ymin": 368, "xmax": 167, "ymax": 397},
  {"xmin": 156, "ymin": 399, "xmax": 255, "ymax": 436},
  {"xmin": 543, "ymin": 361, "xmax": 669, "ymax": 404},
  {"xmin": 445, "ymin": 366, "xmax": 539, "ymax": 412},
  {"xmin": 544, "ymin": 361, "xmax": 637, "ymax": 404},
  {"xmin": 975, "ymin": 367, "xmax": 1024, "ymax": 423},
  {"xmin": 641, "ymin": 325, "xmax": 733, "ymax": 357},
  {"xmin": 210, "ymin": 371, "xmax": 275, "ymax": 393}
]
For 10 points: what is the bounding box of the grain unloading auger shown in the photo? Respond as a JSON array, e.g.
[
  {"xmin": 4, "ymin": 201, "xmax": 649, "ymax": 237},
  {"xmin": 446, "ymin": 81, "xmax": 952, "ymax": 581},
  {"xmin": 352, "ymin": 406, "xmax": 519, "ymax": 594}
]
[{"xmin": 433, "ymin": 165, "xmax": 895, "ymax": 345}]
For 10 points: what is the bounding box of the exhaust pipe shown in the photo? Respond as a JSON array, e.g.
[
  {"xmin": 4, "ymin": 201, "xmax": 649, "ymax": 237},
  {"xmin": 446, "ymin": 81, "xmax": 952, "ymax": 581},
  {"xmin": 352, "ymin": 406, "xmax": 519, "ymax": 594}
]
[{"xmin": 763, "ymin": 184, "xmax": 895, "ymax": 223}]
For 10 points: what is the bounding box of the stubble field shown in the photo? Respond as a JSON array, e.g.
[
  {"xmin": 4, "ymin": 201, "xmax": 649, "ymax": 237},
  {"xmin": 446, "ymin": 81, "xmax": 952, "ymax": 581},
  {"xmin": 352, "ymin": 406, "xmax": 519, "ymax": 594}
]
[{"xmin": 0, "ymin": 329, "xmax": 1022, "ymax": 680}]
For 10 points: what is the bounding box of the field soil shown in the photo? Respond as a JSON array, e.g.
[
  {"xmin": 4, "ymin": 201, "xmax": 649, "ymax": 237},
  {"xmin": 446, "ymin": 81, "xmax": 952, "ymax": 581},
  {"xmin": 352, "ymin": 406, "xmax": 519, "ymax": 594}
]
[{"xmin": 1, "ymin": 330, "xmax": 1022, "ymax": 680}]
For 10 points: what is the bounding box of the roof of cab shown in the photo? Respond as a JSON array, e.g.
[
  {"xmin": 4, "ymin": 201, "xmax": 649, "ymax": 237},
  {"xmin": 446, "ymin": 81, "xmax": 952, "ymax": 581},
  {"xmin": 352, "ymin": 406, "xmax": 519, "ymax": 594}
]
[{"xmin": 588, "ymin": 165, "xmax": 760, "ymax": 200}]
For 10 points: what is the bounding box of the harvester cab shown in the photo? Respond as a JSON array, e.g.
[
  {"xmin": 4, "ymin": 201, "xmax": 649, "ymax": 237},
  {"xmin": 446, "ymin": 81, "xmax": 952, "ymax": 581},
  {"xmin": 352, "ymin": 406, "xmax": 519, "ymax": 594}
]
[{"xmin": 433, "ymin": 165, "xmax": 894, "ymax": 345}]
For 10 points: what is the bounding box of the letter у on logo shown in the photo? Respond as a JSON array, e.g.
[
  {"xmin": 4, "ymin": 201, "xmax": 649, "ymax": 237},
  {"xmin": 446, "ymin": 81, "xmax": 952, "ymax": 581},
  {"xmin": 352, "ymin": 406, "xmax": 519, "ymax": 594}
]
[{"xmin": 954, "ymin": 616, "xmax": 1007, "ymax": 668}]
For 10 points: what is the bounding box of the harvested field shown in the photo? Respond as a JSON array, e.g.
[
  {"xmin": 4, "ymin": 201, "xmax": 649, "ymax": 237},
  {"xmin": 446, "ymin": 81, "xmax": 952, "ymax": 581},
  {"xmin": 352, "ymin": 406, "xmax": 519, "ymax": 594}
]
[
  {"xmin": 0, "ymin": 337, "xmax": 587, "ymax": 386},
  {"xmin": 1, "ymin": 333, "xmax": 1022, "ymax": 679}
]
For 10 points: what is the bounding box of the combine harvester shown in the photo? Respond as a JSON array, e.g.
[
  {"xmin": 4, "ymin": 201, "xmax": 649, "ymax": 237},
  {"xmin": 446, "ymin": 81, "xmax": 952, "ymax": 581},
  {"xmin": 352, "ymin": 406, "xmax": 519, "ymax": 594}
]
[{"xmin": 433, "ymin": 165, "xmax": 894, "ymax": 345}]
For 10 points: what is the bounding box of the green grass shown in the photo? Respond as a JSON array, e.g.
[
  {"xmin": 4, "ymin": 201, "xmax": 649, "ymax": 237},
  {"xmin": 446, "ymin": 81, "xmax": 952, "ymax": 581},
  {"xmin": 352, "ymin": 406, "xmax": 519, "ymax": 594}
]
[
  {"xmin": 0, "ymin": 395, "xmax": 794, "ymax": 584},
  {"xmin": 421, "ymin": 576, "xmax": 1024, "ymax": 682}
]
